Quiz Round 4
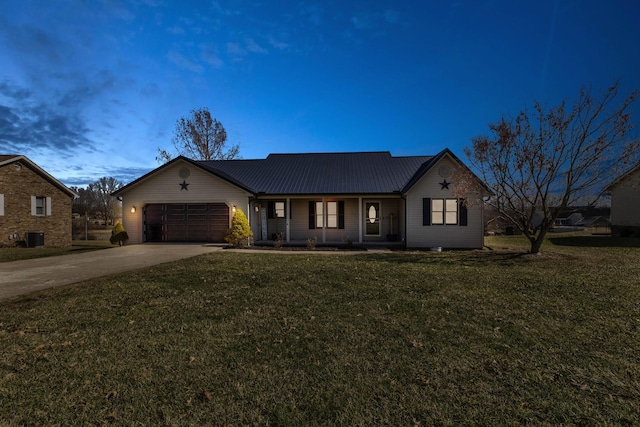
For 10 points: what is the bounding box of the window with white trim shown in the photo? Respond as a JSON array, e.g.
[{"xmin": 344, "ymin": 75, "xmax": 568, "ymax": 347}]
[{"xmin": 31, "ymin": 196, "xmax": 51, "ymax": 216}]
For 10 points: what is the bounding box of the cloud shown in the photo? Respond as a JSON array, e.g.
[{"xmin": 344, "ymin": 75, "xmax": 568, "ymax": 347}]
[
  {"xmin": 383, "ymin": 9, "xmax": 400, "ymax": 24},
  {"xmin": 245, "ymin": 38, "xmax": 267, "ymax": 54},
  {"xmin": 227, "ymin": 42, "xmax": 245, "ymax": 55},
  {"xmin": 268, "ymin": 35, "xmax": 289, "ymax": 50},
  {"xmin": 200, "ymin": 44, "xmax": 224, "ymax": 68},
  {"xmin": 167, "ymin": 49, "xmax": 204, "ymax": 72},
  {"xmin": 350, "ymin": 9, "xmax": 400, "ymax": 31},
  {"xmin": 167, "ymin": 25, "xmax": 186, "ymax": 35},
  {"xmin": 0, "ymin": 80, "xmax": 94, "ymax": 158}
]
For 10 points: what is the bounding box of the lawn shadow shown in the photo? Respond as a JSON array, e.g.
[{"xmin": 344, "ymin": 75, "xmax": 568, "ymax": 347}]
[
  {"xmin": 363, "ymin": 249, "xmax": 529, "ymax": 267},
  {"xmin": 548, "ymin": 235, "xmax": 640, "ymax": 248}
]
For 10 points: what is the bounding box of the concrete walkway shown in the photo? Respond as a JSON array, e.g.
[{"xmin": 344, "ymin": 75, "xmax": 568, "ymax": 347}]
[{"xmin": 0, "ymin": 244, "xmax": 222, "ymax": 301}]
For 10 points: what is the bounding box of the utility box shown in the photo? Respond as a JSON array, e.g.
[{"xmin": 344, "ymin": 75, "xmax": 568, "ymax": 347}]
[{"xmin": 26, "ymin": 232, "xmax": 45, "ymax": 248}]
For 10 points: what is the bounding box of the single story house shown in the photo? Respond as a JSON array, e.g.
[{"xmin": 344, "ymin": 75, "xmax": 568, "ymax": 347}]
[
  {"xmin": 0, "ymin": 155, "xmax": 77, "ymax": 248},
  {"xmin": 114, "ymin": 148, "xmax": 489, "ymax": 249},
  {"xmin": 603, "ymin": 162, "xmax": 640, "ymax": 237}
]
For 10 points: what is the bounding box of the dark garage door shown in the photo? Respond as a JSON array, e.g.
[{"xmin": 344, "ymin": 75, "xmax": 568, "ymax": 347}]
[{"xmin": 144, "ymin": 203, "xmax": 229, "ymax": 242}]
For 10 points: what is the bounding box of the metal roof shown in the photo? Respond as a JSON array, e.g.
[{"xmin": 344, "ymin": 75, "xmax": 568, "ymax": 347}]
[{"xmin": 197, "ymin": 152, "xmax": 433, "ymax": 195}]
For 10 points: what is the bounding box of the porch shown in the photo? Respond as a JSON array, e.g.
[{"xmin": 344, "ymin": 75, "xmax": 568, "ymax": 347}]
[{"xmin": 248, "ymin": 197, "xmax": 405, "ymax": 245}]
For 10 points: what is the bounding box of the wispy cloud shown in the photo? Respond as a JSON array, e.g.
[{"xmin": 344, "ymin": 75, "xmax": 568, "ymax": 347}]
[
  {"xmin": 200, "ymin": 44, "xmax": 224, "ymax": 68},
  {"xmin": 350, "ymin": 9, "xmax": 400, "ymax": 31},
  {"xmin": 167, "ymin": 49, "xmax": 204, "ymax": 72},
  {"xmin": 245, "ymin": 38, "xmax": 267, "ymax": 54},
  {"xmin": 0, "ymin": 80, "xmax": 94, "ymax": 159},
  {"xmin": 268, "ymin": 35, "xmax": 288, "ymax": 50}
]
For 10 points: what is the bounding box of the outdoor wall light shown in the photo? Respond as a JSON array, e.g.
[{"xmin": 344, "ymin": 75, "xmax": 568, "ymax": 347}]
[
  {"xmin": 131, "ymin": 206, "xmax": 136, "ymax": 213},
  {"xmin": 255, "ymin": 205, "xmax": 260, "ymax": 212},
  {"xmin": 232, "ymin": 205, "xmax": 237, "ymax": 213}
]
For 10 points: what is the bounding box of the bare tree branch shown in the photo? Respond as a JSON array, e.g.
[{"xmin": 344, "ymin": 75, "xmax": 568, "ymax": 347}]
[{"xmin": 461, "ymin": 81, "xmax": 639, "ymax": 254}]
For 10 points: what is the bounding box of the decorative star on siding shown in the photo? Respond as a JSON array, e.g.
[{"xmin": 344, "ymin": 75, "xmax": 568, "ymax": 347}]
[
  {"xmin": 180, "ymin": 180, "xmax": 190, "ymax": 190},
  {"xmin": 440, "ymin": 179, "xmax": 450, "ymax": 190}
]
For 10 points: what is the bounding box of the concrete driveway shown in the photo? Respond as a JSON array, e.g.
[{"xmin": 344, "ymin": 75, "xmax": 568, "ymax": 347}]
[{"xmin": 0, "ymin": 244, "xmax": 222, "ymax": 301}]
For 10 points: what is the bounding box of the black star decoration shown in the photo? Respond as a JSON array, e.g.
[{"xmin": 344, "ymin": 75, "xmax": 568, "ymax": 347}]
[
  {"xmin": 440, "ymin": 179, "xmax": 450, "ymax": 190},
  {"xmin": 180, "ymin": 180, "xmax": 190, "ymax": 191}
]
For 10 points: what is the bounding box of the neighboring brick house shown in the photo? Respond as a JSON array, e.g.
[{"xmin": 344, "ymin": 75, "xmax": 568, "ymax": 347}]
[{"xmin": 0, "ymin": 155, "xmax": 77, "ymax": 248}]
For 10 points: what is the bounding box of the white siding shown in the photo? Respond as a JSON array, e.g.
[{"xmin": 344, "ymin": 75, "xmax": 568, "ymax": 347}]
[
  {"xmin": 405, "ymin": 156, "xmax": 484, "ymax": 249},
  {"xmin": 610, "ymin": 170, "xmax": 640, "ymax": 226},
  {"xmin": 118, "ymin": 160, "xmax": 252, "ymax": 244}
]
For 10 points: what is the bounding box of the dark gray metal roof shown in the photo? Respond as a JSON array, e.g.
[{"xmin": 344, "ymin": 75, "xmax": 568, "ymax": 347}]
[{"xmin": 197, "ymin": 152, "xmax": 434, "ymax": 195}]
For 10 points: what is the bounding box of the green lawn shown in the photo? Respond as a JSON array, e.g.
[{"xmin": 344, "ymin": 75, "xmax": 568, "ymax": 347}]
[
  {"xmin": 0, "ymin": 240, "xmax": 113, "ymax": 263},
  {"xmin": 1, "ymin": 236, "xmax": 639, "ymax": 425}
]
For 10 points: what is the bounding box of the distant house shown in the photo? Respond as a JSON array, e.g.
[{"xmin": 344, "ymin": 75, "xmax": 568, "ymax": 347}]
[
  {"xmin": 114, "ymin": 148, "xmax": 491, "ymax": 249},
  {"xmin": 0, "ymin": 155, "xmax": 77, "ymax": 248},
  {"xmin": 604, "ymin": 162, "xmax": 640, "ymax": 237}
]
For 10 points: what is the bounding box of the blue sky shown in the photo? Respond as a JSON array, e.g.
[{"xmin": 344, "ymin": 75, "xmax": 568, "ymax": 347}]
[{"xmin": 1, "ymin": 0, "xmax": 639, "ymax": 187}]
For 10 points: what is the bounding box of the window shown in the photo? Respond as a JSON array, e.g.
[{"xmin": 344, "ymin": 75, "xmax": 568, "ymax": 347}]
[
  {"xmin": 31, "ymin": 196, "xmax": 51, "ymax": 216},
  {"xmin": 268, "ymin": 201, "xmax": 286, "ymax": 219},
  {"xmin": 315, "ymin": 201, "xmax": 324, "ymax": 228},
  {"xmin": 326, "ymin": 201, "xmax": 337, "ymax": 228},
  {"xmin": 275, "ymin": 201, "xmax": 285, "ymax": 218},
  {"xmin": 309, "ymin": 201, "xmax": 345, "ymax": 229},
  {"xmin": 423, "ymin": 198, "xmax": 466, "ymax": 226}
]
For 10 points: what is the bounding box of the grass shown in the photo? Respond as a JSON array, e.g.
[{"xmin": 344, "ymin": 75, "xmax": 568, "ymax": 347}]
[
  {"xmin": 1, "ymin": 236, "xmax": 639, "ymax": 425},
  {"xmin": 0, "ymin": 240, "xmax": 113, "ymax": 263}
]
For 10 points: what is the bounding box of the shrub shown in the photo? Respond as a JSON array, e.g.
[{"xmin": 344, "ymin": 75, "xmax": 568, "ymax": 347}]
[
  {"xmin": 225, "ymin": 209, "xmax": 253, "ymax": 247},
  {"xmin": 273, "ymin": 232, "xmax": 284, "ymax": 249},
  {"xmin": 110, "ymin": 222, "xmax": 129, "ymax": 246},
  {"xmin": 306, "ymin": 236, "xmax": 317, "ymax": 250}
]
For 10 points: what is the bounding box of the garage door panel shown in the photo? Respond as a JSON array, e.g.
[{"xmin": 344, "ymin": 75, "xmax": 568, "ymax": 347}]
[{"xmin": 144, "ymin": 203, "xmax": 229, "ymax": 242}]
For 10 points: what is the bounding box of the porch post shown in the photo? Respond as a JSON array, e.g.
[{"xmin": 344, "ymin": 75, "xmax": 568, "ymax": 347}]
[
  {"xmin": 358, "ymin": 196, "xmax": 363, "ymax": 243},
  {"xmin": 286, "ymin": 197, "xmax": 290, "ymax": 243}
]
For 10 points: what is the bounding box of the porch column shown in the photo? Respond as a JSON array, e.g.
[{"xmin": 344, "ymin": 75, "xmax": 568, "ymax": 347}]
[
  {"xmin": 286, "ymin": 198, "xmax": 291, "ymax": 242},
  {"xmin": 358, "ymin": 196, "xmax": 363, "ymax": 243}
]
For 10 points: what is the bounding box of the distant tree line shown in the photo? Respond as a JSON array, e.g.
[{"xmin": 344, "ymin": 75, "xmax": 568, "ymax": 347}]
[{"xmin": 71, "ymin": 177, "xmax": 123, "ymax": 226}]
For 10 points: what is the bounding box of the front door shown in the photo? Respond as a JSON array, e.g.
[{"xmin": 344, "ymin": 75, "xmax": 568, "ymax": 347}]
[{"xmin": 365, "ymin": 201, "xmax": 380, "ymax": 236}]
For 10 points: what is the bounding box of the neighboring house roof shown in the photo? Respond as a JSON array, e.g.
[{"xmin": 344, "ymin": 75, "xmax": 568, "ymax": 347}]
[
  {"xmin": 0, "ymin": 154, "xmax": 77, "ymax": 198},
  {"xmin": 603, "ymin": 161, "xmax": 640, "ymax": 192},
  {"xmin": 575, "ymin": 216, "xmax": 611, "ymax": 227},
  {"xmin": 114, "ymin": 148, "xmax": 485, "ymax": 197}
]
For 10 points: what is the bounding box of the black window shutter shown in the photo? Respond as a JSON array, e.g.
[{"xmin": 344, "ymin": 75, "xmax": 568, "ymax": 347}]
[
  {"xmin": 459, "ymin": 199, "xmax": 468, "ymax": 226},
  {"xmin": 423, "ymin": 198, "xmax": 431, "ymax": 226},
  {"xmin": 338, "ymin": 201, "xmax": 345, "ymax": 229},
  {"xmin": 268, "ymin": 201, "xmax": 274, "ymax": 219},
  {"xmin": 308, "ymin": 201, "xmax": 315, "ymax": 229}
]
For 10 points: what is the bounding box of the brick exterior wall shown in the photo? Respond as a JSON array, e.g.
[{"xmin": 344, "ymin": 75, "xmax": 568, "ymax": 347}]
[{"xmin": 0, "ymin": 160, "xmax": 73, "ymax": 248}]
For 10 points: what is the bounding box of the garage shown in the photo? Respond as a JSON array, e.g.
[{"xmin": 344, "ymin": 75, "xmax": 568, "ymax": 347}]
[{"xmin": 143, "ymin": 203, "xmax": 229, "ymax": 242}]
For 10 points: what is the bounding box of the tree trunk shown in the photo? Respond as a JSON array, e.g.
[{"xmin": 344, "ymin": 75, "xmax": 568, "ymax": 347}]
[{"xmin": 529, "ymin": 237, "xmax": 544, "ymax": 254}]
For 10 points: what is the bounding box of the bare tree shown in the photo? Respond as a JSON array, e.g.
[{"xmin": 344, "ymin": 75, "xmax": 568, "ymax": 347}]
[
  {"xmin": 460, "ymin": 82, "xmax": 639, "ymax": 254},
  {"xmin": 89, "ymin": 177, "xmax": 123, "ymax": 226},
  {"xmin": 70, "ymin": 186, "xmax": 95, "ymax": 216},
  {"xmin": 156, "ymin": 107, "xmax": 240, "ymax": 163}
]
